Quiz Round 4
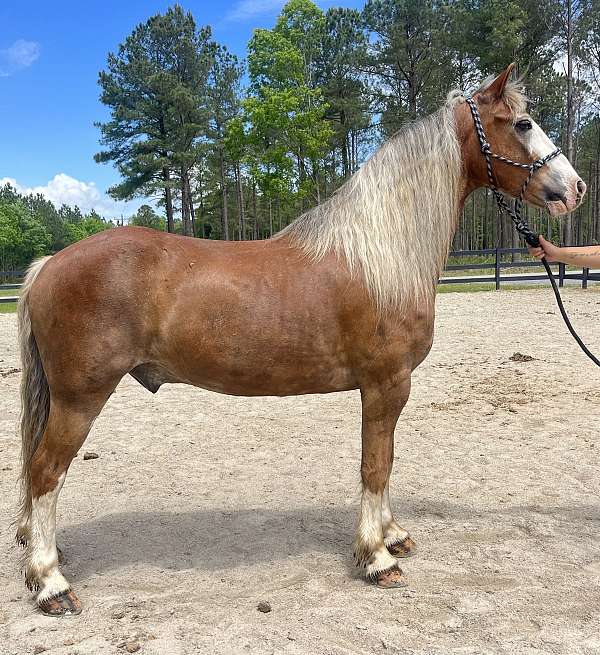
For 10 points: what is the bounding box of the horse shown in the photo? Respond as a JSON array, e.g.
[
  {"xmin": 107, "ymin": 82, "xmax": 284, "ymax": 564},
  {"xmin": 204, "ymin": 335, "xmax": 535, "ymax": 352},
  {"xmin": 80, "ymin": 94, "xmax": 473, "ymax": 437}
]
[{"xmin": 16, "ymin": 63, "xmax": 586, "ymax": 615}]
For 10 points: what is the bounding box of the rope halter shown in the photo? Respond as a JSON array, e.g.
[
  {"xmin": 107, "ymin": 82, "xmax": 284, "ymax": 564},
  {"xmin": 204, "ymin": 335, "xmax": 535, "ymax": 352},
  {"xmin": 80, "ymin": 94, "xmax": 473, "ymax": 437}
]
[{"xmin": 464, "ymin": 95, "xmax": 562, "ymax": 248}]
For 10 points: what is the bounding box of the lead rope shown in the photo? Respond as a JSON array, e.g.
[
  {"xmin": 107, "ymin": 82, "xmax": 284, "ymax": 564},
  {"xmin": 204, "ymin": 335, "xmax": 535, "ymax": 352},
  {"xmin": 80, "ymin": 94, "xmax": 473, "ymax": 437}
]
[{"xmin": 464, "ymin": 95, "xmax": 600, "ymax": 368}]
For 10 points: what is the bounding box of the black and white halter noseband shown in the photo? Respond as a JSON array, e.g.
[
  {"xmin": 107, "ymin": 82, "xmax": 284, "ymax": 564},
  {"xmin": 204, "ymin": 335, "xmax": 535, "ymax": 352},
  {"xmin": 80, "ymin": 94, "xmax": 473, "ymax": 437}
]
[{"xmin": 464, "ymin": 95, "xmax": 562, "ymax": 248}]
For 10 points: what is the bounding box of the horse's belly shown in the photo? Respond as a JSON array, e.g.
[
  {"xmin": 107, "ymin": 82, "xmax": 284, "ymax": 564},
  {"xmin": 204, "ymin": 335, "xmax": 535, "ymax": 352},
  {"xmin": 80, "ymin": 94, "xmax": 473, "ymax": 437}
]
[{"xmin": 168, "ymin": 348, "xmax": 358, "ymax": 397}]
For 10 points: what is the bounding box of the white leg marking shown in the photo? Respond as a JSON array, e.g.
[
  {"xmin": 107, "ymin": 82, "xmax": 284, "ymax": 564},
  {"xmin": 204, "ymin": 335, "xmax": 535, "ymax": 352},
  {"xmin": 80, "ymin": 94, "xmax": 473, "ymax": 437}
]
[
  {"xmin": 36, "ymin": 570, "xmax": 71, "ymax": 603},
  {"xmin": 354, "ymin": 488, "xmax": 398, "ymax": 578},
  {"xmin": 28, "ymin": 474, "xmax": 70, "ymax": 600},
  {"xmin": 382, "ymin": 483, "xmax": 409, "ymax": 546}
]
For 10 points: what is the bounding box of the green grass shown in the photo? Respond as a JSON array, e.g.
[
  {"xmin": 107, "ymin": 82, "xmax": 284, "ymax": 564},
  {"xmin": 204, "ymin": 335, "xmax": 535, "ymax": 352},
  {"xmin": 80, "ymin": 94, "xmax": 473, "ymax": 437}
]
[
  {"xmin": 0, "ymin": 302, "xmax": 17, "ymax": 313},
  {"xmin": 438, "ymin": 283, "xmax": 543, "ymax": 294},
  {"xmin": 442, "ymin": 254, "xmax": 590, "ymax": 279},
  {"xmin": 0, "ymin": 288, "xmax": 20, "ymax": 297},
  {"xmin": 441, "ymin": 267, "xmax": 534, "ymax": 278},
  {"xmin": 442, "ymin": 255, "xmax": 536, "ymax": 278}
]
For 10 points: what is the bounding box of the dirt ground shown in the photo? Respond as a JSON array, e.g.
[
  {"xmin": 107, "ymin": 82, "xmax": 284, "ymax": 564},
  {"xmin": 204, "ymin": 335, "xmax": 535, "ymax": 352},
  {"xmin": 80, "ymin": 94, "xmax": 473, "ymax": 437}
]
[{"xmin": 1, "ymin": 288, "xmax": 600, "ymax": 655}]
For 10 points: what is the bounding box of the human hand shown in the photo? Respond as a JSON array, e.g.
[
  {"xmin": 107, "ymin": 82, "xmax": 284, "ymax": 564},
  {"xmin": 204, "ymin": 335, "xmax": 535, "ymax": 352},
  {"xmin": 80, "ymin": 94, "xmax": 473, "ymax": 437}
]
[{"xmin": 527, "ymin": 235, "xmax": 561, "ymax": 262}]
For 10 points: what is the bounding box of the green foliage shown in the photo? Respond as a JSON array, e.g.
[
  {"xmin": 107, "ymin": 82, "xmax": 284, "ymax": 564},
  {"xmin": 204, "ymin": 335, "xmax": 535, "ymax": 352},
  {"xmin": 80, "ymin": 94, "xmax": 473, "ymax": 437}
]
[
  {"xmin": 0, "ymin": 199, "xmax": 51, "ymax": 269},
  {"xmin": 64, "ymin": 215, "xmax": 112, "ymax": 242},
  {"xmin": 95, "ymin": 4, "xmax": 217, "ymax": 233},
  {"xmin": 248, "ymin": 30, "xmax": 305, "ymax": 90},
  {"xmin": 131, "ymin": 204, "xmax": 166, "ymax": 231},
  {"xmin": 236, "ymin": 1, "xmax": 333, "ymax": 215},
  {"xmin": 317, "ymin": 7, "xmax": 369, "ymax": 177},
  {"xmin": 0, "ymin": 183, "xmax": 114, "ymax": 270},
  {"xmin": 91, "ymin": 0, "xmax": 600, "ymax": 246},
  {"xmin": 363, "ymin": 0, "xmax": 448, "ymax": 127},
  {"xmin": 6, "ymin": 0, "xmax": 598, "ymax": 268}
]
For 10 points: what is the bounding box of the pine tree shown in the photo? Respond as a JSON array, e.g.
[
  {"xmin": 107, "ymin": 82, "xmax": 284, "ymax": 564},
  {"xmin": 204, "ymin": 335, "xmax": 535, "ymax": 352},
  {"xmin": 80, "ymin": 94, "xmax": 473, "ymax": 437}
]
[{"xmin": 95, "ymin": 5, "xmax": 215, "ymax": 233}]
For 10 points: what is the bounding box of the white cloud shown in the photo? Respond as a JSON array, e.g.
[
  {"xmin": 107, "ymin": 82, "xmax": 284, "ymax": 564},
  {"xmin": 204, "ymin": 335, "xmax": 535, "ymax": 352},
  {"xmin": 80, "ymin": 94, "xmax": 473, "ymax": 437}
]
[
  {"xmin": 225, "ymin": 0, "xmax": 286, "ymax": 22},
  {"xmin": 0, "ymin": 39, "xmax": 40, "ymax": 77},
  {"xmin": 0, "ymin": 174, "xmax": 137, "ymax": 218}
]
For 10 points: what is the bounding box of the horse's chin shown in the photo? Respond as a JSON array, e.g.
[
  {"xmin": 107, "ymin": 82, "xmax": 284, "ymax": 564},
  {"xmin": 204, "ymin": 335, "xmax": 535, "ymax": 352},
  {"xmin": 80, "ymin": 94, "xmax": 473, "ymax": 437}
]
[{"xmin": 545, "ymin": 200, "xmax": 569, "ymax": 217}]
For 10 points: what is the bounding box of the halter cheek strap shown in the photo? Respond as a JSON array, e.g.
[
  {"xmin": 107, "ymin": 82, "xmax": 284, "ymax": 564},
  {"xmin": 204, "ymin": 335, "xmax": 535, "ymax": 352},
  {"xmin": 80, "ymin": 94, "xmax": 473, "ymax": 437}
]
[
  {"xmin": 464, "ymin": 94, "xmax": 600, "ymax": 369},
  {"xmin": 464, "ymin": 95, "xmax": 561, "ymax": 248}
]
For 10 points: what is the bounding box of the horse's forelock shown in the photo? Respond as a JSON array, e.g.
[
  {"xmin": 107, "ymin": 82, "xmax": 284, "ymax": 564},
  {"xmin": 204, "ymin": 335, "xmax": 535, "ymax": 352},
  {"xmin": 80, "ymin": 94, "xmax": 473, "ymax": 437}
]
[{"xmin": 447, "ymin": 76, "xmax": 528, "ymax": 119}]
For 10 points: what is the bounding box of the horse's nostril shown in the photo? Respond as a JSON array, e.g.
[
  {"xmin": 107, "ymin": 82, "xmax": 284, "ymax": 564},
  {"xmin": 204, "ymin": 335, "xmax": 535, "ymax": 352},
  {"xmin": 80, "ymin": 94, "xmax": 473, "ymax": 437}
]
[{"xmin": 577, "ymin": 179, "xmax": 586, "ymax": 195}]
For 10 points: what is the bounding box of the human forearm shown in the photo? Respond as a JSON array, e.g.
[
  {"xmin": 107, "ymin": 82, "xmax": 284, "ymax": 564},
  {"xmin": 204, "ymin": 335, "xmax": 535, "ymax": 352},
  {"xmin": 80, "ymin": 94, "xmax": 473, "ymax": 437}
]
[
  {"xmin": 554, "ymin": 246, "xmax": 600, "ymax": 267},
  {"xmin": 528, "ymin": 236, "xmax": 600, "ymax": 267}
]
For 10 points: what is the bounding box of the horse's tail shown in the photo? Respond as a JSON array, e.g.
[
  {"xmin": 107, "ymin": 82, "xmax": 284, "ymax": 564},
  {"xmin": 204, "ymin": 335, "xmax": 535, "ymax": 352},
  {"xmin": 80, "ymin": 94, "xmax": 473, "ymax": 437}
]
[{"xmin": 16, "ymin": 256, "xmax": 52, "ymax": 538}]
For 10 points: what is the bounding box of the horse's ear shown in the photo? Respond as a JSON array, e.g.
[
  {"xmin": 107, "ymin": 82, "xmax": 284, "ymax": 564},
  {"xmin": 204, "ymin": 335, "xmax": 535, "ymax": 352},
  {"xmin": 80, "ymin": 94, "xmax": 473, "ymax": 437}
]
[{"xmin": 484, "ymin": 62, "xmax": 516, "ymax": 101}]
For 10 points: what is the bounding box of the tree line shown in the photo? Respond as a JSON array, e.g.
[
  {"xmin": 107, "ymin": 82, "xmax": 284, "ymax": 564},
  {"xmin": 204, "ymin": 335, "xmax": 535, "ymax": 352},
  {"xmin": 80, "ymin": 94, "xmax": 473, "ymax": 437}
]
[
  {"xmin": 0, "ymin": 188, "xmax": 169, "ymax": 272},
  {"xmin": 95, "ymin": 0, "xmax": 600, "ymax": 249},
  {"xmin": 4, "ymin": 0, "xmax": 600, "ymax": 273},
  {"xmin": 0, "ymin": 185, "xmax": 112, "ymax": 271}
]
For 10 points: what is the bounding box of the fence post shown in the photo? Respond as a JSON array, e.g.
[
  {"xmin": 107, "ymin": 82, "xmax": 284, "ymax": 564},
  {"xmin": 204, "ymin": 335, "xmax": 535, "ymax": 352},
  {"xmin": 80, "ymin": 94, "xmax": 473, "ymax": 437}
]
[
  {"xmin": 583, "ymin": 267, "xmax": 589, "ymax": 289},
  {"xmin": 559, "ymin": 262, "xmax": 565, "ymax": 288},
  {"xmin": 495, "ymin": 247, "xmax": 500, "ymax": 290}
]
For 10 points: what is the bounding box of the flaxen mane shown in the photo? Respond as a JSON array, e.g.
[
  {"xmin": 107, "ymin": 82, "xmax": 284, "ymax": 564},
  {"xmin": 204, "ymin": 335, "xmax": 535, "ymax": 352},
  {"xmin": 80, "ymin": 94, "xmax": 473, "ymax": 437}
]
[{"xmin": 279, "ymin": 79, "xmax": 527, "ymax": 314}]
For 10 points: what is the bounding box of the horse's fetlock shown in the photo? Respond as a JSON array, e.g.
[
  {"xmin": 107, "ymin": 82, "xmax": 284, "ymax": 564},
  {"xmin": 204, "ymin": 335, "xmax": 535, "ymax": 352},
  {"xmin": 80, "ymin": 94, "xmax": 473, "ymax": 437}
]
[{"xmin": 16, "ymin": 523, "xmax": 31, "ymax": 548}]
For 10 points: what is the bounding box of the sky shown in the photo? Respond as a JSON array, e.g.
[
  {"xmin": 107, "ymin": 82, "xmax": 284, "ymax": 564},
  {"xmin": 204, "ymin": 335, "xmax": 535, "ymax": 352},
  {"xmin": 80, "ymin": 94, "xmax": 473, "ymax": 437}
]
[{"xmin": 0, "ymin": 0, "xmax": 361, "ymax": 218}]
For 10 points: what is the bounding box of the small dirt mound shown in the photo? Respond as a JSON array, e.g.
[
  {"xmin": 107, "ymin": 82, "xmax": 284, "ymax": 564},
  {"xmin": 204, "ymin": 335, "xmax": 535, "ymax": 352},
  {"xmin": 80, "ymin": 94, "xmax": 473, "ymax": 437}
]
[{"xmin": 509, "ymin": 352, "xmax": 534, "ymax": 362}]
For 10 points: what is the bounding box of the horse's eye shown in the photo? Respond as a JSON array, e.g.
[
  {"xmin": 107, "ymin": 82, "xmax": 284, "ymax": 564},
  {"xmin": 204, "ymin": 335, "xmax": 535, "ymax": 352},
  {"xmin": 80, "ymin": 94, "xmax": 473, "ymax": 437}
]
[{"xmin": 516, "ymin": 119, "xmax": 532, "ymax": 131}]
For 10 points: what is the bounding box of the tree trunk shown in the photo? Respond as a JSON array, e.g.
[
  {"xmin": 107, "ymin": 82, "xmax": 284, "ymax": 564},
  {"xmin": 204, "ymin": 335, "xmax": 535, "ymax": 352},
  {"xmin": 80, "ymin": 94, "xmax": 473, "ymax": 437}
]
[
  {"xmin": 219, "ymin": 148, "xmax": 229, "ymax": 241},
  {"xmin": 180, "ymin": 173, "xmax": 192, "ymax": 237},
  {"xmin": 235, "ymin": 163, "xmax": 245, "ymax": 240},
  {"xmin": 197, "ymin": 164, "xmax": 206, "ymax": 237},
  {"xmin": 313, "ymin": 161, "xmax": 321, "ymax": 205},
  {"xmin": 298, "ymin": 155, "xmax": 307, "ymax": 211},
  {"xmin": 186, "ymin": 177, "xmax": 196, "ymax": 237},
  {"xmin": 163, "ymin": 168, "xmax": 174, "ymax": 233},
  {"xmin": 252, "ymin": 183, "xmax": 259, "ymax": 239},
  {"xmin": 342, "ymin": 136, "xmax": 349, "ymax": 179},
  {"xmin": 595, "ymin": 123, "xmax": 600, "ymax": 241},
  {"xmin": 276, "ymin": 196, "xmax": 281, "ymax": 232}
]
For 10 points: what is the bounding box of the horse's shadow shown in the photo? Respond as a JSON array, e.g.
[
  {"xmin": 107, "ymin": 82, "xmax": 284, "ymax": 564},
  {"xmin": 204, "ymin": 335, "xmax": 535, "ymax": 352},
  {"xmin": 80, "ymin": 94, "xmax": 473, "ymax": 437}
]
[
  {"xmin": 57, "ymin": 498, "xmax": 600, "ymax": 583},
  {"xmin": 59, "ymin": 504, "xmax": 360, "ymax": 582}
]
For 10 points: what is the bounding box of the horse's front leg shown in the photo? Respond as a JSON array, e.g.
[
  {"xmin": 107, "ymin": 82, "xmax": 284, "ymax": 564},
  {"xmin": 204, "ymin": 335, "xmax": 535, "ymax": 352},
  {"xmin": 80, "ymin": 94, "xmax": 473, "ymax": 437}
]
[
  {"xmin": 354, "ymin": 375, "xmax": 411, "ymax": 588},
  {"xmin": 382, "ymin": 481, "xmax": 417, "ymax": 558}
]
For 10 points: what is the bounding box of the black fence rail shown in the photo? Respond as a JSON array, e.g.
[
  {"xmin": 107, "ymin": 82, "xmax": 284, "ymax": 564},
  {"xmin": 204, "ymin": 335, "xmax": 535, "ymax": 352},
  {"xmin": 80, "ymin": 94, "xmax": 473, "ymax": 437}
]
[
  {"xmin": 1, "ymin": 248, "xmax": 599, "ymax": 304},
  {"xmin": 0, "ymin": 269, "xmax": 24, "ymax": 303},
  {"xmin": 440, "ymin": 247, "xmax": 600, "ymax": 290},
  {"xmin": 0, "ymin": 270, "xmax": 23, "ymax": 282}
]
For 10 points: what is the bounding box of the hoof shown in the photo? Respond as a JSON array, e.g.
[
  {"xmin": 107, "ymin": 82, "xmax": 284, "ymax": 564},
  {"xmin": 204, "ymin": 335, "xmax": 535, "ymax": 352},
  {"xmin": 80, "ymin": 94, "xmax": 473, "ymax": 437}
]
[
  {"xmin": 373, "ymin": 565, "xmax": 408, "ymax": 589},
  {"xmin": 387, "ymin": 536, "xmax": 416, "ymax": 559},
  {"xmin": 38, "ymin": 590, "xmax": 82, "ymax": 617}
]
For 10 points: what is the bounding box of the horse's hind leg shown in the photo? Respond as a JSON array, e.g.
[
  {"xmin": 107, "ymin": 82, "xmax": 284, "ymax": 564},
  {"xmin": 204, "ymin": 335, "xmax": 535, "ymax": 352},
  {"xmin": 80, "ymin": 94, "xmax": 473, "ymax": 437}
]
[
  {"xmin": 354, "ymin": 376, "xmax": 411, "ymax": 588},
  {"xmin": 23, "ymin": 390, "xmax": 113, "ymax": 615}
]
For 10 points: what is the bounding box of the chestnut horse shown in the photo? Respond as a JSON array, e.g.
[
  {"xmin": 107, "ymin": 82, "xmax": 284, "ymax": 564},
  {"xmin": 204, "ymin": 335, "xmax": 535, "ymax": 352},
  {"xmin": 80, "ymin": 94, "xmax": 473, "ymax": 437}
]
[{"xmin": 16, "ymin": 64, "xmax": 585, "ymax": 615}]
